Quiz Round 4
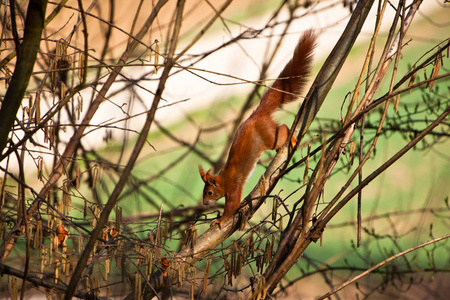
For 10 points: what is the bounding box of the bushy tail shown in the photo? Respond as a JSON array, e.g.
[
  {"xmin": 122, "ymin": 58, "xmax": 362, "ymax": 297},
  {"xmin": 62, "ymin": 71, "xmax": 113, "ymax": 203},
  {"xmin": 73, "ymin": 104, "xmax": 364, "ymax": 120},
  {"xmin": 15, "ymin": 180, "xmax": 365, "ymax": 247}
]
[{"xmin": 257, "ymin": 30, "xmax": 316, "ymax": 115}]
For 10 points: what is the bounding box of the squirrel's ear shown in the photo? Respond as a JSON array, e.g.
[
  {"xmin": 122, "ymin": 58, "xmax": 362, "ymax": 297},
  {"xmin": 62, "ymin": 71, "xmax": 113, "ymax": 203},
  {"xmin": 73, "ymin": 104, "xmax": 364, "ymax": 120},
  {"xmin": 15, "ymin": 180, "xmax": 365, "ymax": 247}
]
[
  {"xmin": 198, "ymin": 165, "xmax": 206, "ymax": 182},
  {"xmin": 207, "ymin": 177, "xmax": 217, "ymax": 187}
]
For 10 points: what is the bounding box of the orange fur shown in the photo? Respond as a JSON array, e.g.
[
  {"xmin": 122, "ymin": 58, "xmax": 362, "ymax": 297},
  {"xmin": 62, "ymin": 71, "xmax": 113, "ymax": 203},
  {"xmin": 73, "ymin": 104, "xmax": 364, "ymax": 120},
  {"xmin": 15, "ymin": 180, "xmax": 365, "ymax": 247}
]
[{"xmin": 199, "ymin": 31, "xmax": 317, "ymax": 228}]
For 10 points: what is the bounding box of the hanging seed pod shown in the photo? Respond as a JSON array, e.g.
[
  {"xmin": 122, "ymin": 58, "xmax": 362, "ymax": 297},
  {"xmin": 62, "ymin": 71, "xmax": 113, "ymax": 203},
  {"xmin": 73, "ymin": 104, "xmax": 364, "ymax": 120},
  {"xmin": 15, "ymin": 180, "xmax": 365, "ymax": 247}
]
[
  {"xmin": 48, "ymin": 238, "xmax": 54, "ymax": 269},
  {"xmin": 43, "ymin": 245, "xmax": 49, "ymax": 266},
  {"xmin": 92, "ymin": 275, "xmax": 99, "ymax": 298},
  {"xmin": 154, "ymin": 39, "xmax": 159, "ymax": 74},
  {"xmin": 48, "ymin": 121, "xmax": 55, "ymax": 150},
  {"xmin": 266, "ymin": 237, "xmax": 274, "ymax": 267},
  {"xmin": 192, "ymin": 267, "xmax": 196, "ymax": 287},
  {"xmin": 257, "ymin": 275, "xmax": 267, "ymax": 300},
  {"xmin": 60, "ymin": 81, "xmax": 65, "ymax": 99},
  {"xmin": 255, "ymin": 255, "xmax": 262, "ymax": 273},
  {"xmin": 427, "ymin": 53, "xmax": 441, "ymax": 92},
  {"xmin": 243, "ymin": 237, "xmax": 249, "ymax": 259},
  {"xmin": 92, "ymin": 205, "xmax": 101, "ymax": 229},
  {"xmin": 138, "ymin": 245, "xmax": 144, "ymax": 266},
  {"xmin": 0, "ymin": 178, "xmax": 4, "ymax": 208},
  {"xmin": 36, "ymin": 156, "xmax": 44, "ymax": 182},
  {"xmin": 163, "ymin": 216, "xmax": 170, "ymax": 243},
  {"xmin": 62, "ymin": 180, "xmax": 71, "ymax": 215},
  {"xmin": 34, "ymin": 219, "xmax": 43, "ymax": 249},
  {"xmin": 231, "ymin": 241, "xmax": 237, "ymax": 278},
  {"xmin": 101, "ymin": 227, "xmax": 109, "ymax": 247},
  {"xmin": 44, "ymin": 123, "xmax": 49, "ymax": 144},
  {"xmin": 10, "ymin": 276, "xmax": 18, "ymax": 300},
  {"xmin": 92, "ymin": 164, "xmax": 100, "ymax": 189},
  {"xmin": 104, "ymin": 258, "xmax": 110, "ymax": 281},
  {"xmin": 224, "ymin": 249, "xmax": 232, "ymax": 286},
  {"xmin": 40, "ymin": 246, "xmax": 45, "ymax": 278},
  {"xmin": 249, "ymin": 231, "xmax": 254, "ymax": 259},
  {"xmin": 203, "ymin": 258, "xmax": 211, "ymax": 296},
  {"xmin": 75, "ymin": 162, "xmax": 80, "ymax": 189},
  {"xmin": 28, "ymin": 223, "xmax": 34, "ymax": 244},
  {"xmin": 56, "ymin": 39, "xmax": 65, "ymax": 57},
  {"xmin": 189, "ymin": 281, "xmax": 194, "ymax": 300},
  {"xmin": 115, "ymin": 239, "xmax": 123, "ymax": 267},
  {"xmin": 83, "ymin": 198, "xmax": 87, "ymax": 220},
  {"xmin": 349, "ymin": 140, "xmax": 356, "ymax": 166},
  {"xmin": 27, "ymin": 95, "xmax": 33, "ymax": 123},
  {"xmin": 115, "ymin": 205, "xmax": 122, "ymax": 235},
  {"xmin": 51, "ymin": 58, "xmax": 58, "ymax": 92},
  {"xmin": 185, "ymin": 259, "xmax": 192, "ymax": 278},
  {"xmin": 186, "ymin": 224, "xmax": 197, "ymax": 252},
  {"xmin": 78, "ymin": 51, "xmax": 85, "ymax": 83},
  {"xmin": 47, "ymin": 192, "xmax": 52, "ymax": 227},
  {"xmin": 155, "ymin": 227, "xmax": 161, "ymax": 259},
  {"xmin": 236, "ymin": 244, "xmax": 243, "ymax": 277},
  {"xmin": 0, "ymin": 219, "xmax": 5, "ymax": 240},
  {"xmin": 54, "ymin": 39, "xmax": 70, "ymax": 93},
  {"xmin": 263, "ymin": 240, "xmax": 270, "ymax": 267},
  {"xmin": 78, "ymin": 231, "xmax": 82, "ymax": 253},
  {"xmin": 303, "ymin": 144, "xmax": 311, "ymax": 184},
  {"xmin": 178, "ymin": 261, "xmax": 184, "ymax": 286},
  {"xmin": 272, "ymin": 196, "xmax": 278, "ymax": 222},
  {"xmin": 394, "ymin": 94, "xmax": 400, "ymax": 113},
  {"xmin": 55, "ymin": 259, "xmax": 60, "ymax": 283},
  {"xmin": 145, "ymin": 249, "xmax": 153, "ymax": 280},
  {"xmin": 77, "ymin": 94, "xmax": 83, "ymax": 120},
  {"xmin": 135, "ymin": 271, "xmax": 142, "ymax": 300},
  {"xmin": 62, "ymin": 244, "xmax": 68, "ymax": 274},
  {"xmin": 408, "ymin": 71, "xmax": 417, "ymax": 94},
  {"xmin": 168, "ymin": 213, "xmax": 174, "ymax": 241},
  {"xmin": 148, "ymin": 231, "xmax": 154, "ymax": 245},
  {"xmin": 22, "ymin": 106, "xmax": 29, "ymax": 123},
  {"xmin": 34, "ymin": 91, "xmax": 41, "ymax": 126},
  {"xmin": 85, "ymin": 277, "xmax": 90, "ymax": 293}
]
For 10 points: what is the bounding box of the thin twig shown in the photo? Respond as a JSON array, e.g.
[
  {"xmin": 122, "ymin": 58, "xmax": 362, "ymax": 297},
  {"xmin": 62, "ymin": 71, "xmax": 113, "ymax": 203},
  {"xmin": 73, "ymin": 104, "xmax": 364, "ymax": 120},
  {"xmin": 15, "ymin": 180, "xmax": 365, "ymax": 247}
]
[{"xmin": 317, "ymin": 233, "xmax": 450, "ymax": 299}]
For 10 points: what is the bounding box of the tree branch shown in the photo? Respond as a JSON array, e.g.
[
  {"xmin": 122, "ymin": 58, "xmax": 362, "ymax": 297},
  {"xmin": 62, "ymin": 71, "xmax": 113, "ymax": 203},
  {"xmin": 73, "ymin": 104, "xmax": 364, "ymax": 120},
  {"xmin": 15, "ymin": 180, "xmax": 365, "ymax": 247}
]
[{"xmin": 0, "ymin": 0, "xmax": 48, "ymax": 154}]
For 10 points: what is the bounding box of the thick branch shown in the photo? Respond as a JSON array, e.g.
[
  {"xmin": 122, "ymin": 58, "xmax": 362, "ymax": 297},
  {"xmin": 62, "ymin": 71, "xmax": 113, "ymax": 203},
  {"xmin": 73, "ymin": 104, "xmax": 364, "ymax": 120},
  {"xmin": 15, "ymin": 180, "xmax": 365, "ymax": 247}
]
[{"xmin": 0, "ymin": 0, "xmax": 48, "ymax": 154}]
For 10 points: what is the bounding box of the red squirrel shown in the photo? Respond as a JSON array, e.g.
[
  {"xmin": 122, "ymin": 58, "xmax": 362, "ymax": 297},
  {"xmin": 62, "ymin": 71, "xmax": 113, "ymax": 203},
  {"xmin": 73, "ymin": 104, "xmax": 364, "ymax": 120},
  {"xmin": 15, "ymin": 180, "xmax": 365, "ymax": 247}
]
[{"xmin": 199, "ymin": 31, "xmax": 316, "ymax": 228}]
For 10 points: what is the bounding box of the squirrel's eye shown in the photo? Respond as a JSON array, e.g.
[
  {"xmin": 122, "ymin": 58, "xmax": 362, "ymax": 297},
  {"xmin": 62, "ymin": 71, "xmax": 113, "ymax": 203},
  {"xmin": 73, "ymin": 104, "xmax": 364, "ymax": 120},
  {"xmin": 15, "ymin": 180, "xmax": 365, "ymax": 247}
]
[{"xmin": 208, "ymin": 191, "xmax": 213, "ymax": 196}]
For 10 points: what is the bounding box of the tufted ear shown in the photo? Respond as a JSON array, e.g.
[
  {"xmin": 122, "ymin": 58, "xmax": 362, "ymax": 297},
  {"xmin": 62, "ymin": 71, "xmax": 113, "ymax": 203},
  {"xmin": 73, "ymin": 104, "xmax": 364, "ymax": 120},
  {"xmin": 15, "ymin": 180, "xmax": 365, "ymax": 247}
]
[{"xmin": 198, "ymin": 165, "xmax": 211, "ymax": 183}]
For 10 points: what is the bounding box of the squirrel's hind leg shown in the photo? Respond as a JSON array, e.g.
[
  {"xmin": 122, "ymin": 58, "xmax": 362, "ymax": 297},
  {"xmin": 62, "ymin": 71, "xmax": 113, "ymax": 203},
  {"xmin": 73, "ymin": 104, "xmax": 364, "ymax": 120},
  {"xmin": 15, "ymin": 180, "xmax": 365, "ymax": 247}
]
[{"xmin": 273, "ymin": 124, "xmax": 291, "ymax": 150}]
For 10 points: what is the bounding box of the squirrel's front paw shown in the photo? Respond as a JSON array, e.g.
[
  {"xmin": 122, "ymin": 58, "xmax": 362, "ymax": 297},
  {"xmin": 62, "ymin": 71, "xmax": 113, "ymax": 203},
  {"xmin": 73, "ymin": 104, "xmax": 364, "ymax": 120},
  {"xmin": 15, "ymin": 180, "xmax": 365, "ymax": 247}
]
[{"xmin": 210, "ymin": 219, "xmax": 223, "ymax": 229}]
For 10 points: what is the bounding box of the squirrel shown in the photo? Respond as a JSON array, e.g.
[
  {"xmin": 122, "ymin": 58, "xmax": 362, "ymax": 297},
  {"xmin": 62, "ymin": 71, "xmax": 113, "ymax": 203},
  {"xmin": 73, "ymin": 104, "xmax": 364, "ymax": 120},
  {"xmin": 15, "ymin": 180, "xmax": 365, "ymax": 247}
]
[{"xmin": 199, "ymin": 30, "xmax": 316, "ymax": 228}]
